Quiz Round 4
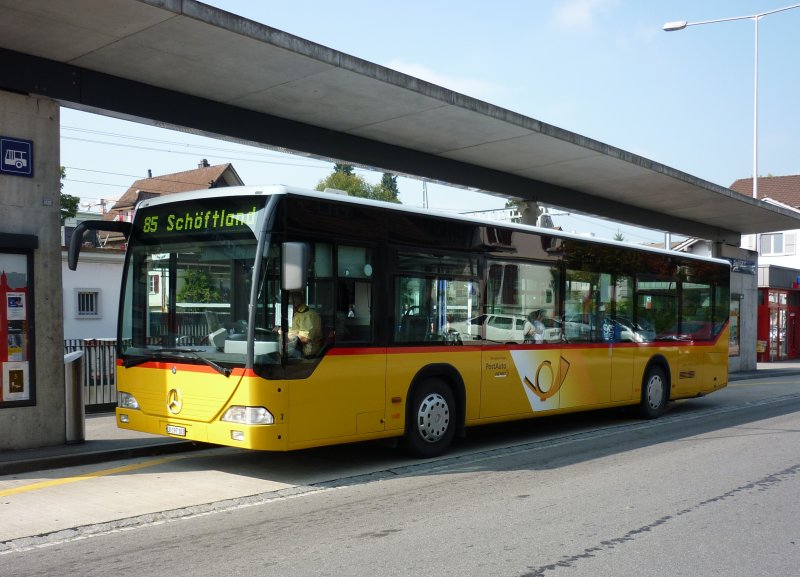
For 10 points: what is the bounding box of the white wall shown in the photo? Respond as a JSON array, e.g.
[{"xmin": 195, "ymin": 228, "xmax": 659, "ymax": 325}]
[{"xmin": 61, "ymin": 248, "xmax": 124, "ymax": 340}]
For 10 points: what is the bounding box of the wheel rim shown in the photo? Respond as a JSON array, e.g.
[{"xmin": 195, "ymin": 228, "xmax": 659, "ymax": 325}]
[
  {"xmin": 416, "ymin": 393, "xmax": 450, "ymax": 443},
  {"xmin": 645, "ymin": 373, "xmax": 664, "ymax": 410}
]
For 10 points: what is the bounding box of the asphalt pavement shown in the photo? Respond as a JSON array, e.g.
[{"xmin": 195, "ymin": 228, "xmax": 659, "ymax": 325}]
[{"xmin": 1, "ymin": 361, "xmax": 798, "ymax": 477}]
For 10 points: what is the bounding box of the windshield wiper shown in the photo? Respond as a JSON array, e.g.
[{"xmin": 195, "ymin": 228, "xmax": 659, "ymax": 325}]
[
  {"xmin": 122, "ymin": 355, "xmax": 151, "ymax": 369},
  {"xmin": 157, "ymin": 348, "xmax": 233, "ymax": 378}
]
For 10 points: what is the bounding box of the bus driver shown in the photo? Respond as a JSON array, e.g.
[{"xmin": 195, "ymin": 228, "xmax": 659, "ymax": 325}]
[{"xmin": 286, "ymin": 290, "xmax": 322, "ymax": 358}]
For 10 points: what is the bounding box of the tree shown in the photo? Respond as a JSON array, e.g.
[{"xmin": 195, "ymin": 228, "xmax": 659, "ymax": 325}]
[
  {"xmin": 315, "ymin": 167, "xmax": 373, "ymax": 198},
  {"xmin": 372, "ymin": 172, "xmax": 401, "ymax": 203},
  {"xmin": 60, "ymin": 166, "xmax": 79, "ymax": 224},
  {"xmin": 177, "ymin": 269, "xmax": 221, "ymax": 303},
  {"xmin": 614, "ymin": 230, "xmax": 626, "ymax": 242},
  {"xmin": 316, "ymin": 164, "xmax": 402, "ymax": 203},
  {"xmin": 333, "ymin": 163, "xmax": 354, "ymax": 176}
]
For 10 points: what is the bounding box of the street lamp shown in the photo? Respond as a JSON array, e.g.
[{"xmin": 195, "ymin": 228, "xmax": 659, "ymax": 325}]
[{"xmin": 664, "ymin": 4, "xmax": 800, "ymax": 199}]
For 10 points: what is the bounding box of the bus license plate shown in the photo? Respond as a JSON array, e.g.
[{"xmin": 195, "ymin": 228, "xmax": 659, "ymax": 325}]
[{"xmin": 166, "ymin": 424, "xmax": 186, "ymax": 437}]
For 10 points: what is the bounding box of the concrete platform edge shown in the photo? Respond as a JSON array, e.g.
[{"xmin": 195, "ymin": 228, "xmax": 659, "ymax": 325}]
[{"xmin": 0, "ymin": 441, "xmax": 206, "ymax": 477}]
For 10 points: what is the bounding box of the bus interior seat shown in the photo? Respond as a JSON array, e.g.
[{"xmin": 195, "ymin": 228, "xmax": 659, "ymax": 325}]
[
  {"xmin": 209, "ymin": 327, "xmax": 227, "ymax": 351},
  {"xmin": 400, "ymin": 315, "xmax": 431, "ymax": 343},
  {"xmin": 205, "ymin": 311, "xmax": 221, "ymax": 332}
]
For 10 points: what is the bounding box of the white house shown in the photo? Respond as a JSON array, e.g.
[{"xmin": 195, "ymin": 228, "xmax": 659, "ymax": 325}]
[{"xmin": 732, "ymin": 175, "xmax": 800, "ymax": 362}]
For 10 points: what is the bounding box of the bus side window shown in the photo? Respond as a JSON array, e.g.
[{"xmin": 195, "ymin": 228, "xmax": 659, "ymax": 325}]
[
  {"xmin": 293, "ymin": 242, "xmax": 334, "ymax": 360},
  {"xmin": 336, "ymin": 245, "xmax": 374, "ymax": 343}
]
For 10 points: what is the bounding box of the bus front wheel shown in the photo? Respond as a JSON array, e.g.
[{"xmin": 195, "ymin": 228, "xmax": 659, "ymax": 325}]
[
  {"xmin": 402, "ymin": 378, "xmax": 456, "ymax": 458},
  {"xmin": 638, "ymin": 365, "xmax": 668, "ymax": 419}
]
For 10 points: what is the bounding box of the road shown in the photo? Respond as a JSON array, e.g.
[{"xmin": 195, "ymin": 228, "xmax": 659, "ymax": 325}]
[{"xmin": 3, "ymin": 376, "xmax": 800, "ymax": 577}]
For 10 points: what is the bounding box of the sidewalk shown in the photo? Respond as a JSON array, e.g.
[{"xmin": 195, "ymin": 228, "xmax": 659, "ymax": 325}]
[
  {"xmin": 728, "ymin": 360, "xmax": 800, "ymax": 381},
  {"xmin": 1, "ymin": 362, "xmax": 799, "ymax": 477},
  {"xmin": 0, "ymin": 413, "xmax": 203, "ymax": 476}
]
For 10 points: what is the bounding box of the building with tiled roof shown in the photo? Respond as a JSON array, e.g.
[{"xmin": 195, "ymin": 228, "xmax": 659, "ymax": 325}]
[
  {"xmin": 730, "ymin": 175, "xmax": 800, "ymax": 207},
  {"xmin": 731, "ymin": 175, "xmax": 800, "ymax": 258},
  {"xmin": 108, "ymin": 159, "xmax": 243, "ymax": 222}
]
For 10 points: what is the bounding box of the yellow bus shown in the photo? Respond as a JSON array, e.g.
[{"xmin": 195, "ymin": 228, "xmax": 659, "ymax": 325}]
[{"xmin": 70, "ymin": 186, "xmax": 730, "ymax": 457}]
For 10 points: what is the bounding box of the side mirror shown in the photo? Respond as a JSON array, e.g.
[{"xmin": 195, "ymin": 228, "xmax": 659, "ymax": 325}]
[
  {"xmin": 68, "ymin": 220, "xmax": 131, "ymax": 270},
  {"xmin": 282, "ymin": 242, "xmax": 308, "ymax": 291}
]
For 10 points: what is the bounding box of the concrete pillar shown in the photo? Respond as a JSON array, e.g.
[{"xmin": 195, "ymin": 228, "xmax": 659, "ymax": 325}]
[
  {"xmin": 515, "ymin": 200, "xmax": 541, "ymax": 226},
  {"xmin": 714, "ymin": 242, "xmax": 758, "ymax": 373},
  {"xmin": 0, "ymin": 90, "xmax": 65, "ymax": 449}
]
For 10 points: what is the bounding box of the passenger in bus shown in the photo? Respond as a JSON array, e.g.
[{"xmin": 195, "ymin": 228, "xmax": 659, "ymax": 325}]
[
  {"xmin": 443, "ymin": 314, "xmax": 462, "ymax": 344},
  {"xmin": 286, "ymin": 290, "xmax": 322, "ymax": 358},
  {"xmin": 524, "ymin": 310, "xmax": 545, "ymax": 344}
]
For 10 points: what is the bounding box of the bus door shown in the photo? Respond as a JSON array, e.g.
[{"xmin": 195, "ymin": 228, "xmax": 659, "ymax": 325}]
[
  {"xmin": 560, "ymin": 271, "xmax": 617, "ymax": 409},
  {"xmin": 279, "ymin": 241, "xmax": 386, "ymax": 444},
  {"xmin": 609, "ymin": 274, "xmax": 637, "ymax": 402},
  {"xmin": 390, "ymin": 249, "xmax": 483, "ymax": 425}
]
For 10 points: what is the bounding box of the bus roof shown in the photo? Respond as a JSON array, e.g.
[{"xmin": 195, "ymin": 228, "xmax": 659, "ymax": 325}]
[{"xmin": 135, "ymin": 185, "xmax": 731, "ymax": 267}]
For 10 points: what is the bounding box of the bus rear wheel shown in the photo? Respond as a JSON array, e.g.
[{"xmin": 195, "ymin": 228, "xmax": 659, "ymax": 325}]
[
  {"xmin": 402, "ymin": 378, "xmax": 456, "ymax": 458},
  {"xmin": 638, "ymin": 365, "xmax": 668, "ymax": 419}
]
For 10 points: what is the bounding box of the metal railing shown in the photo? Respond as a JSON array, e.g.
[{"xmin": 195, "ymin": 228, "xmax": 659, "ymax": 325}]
[{"xmin": 64, "ymin": 338, "xmax": 118, "ymax": 409}]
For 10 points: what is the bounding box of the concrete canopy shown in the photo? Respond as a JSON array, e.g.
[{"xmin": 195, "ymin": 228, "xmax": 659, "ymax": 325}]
[{"xmin": 2, "ymin": 0, "xmax": 798, "ymax": 244}]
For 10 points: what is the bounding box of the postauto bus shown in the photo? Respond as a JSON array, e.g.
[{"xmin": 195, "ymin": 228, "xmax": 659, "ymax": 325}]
[{"xmin": 69, "ymin": 186, "xmax": 730, "ymax": 457}]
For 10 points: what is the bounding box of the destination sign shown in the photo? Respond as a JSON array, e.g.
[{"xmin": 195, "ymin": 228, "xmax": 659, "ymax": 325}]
[{"xmin": 135, "ymin": 197, "xmax": 266, "ymax": 239}]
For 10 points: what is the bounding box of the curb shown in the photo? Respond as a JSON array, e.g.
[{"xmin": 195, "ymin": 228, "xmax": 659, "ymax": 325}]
[
  {"xmin": 728, "ymin": 369, "xmax": 800, "ymax": 382},
  {"xmin": 0, "ymin": 441, "xmax": 206, "ymax": 477}
]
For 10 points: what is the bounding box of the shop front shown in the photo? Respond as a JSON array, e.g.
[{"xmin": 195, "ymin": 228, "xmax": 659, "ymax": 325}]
[{"xmin": 757, "ymin": 266, "xmax": 800, "ymax": 362}]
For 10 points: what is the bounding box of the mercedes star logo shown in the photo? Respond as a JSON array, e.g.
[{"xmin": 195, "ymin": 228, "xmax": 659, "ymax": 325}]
[{"xmin": 167, "ymin": 389, "xmax": 183, "ymax": 415}]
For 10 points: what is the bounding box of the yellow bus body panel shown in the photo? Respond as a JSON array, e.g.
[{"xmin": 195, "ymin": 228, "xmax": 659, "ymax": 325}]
[{"xmin": 116, "ymin": 326, "xmax": 728, "ymax": 451}]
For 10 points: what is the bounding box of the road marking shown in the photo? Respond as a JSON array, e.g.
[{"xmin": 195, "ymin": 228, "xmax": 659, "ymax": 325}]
[
  {"xmin": 729, "ymin": 380, "xmax": 795, "ymax": 388},
  {"xmin": 0, "ymin": 455, "xmax": 186, "ymax": 498}
]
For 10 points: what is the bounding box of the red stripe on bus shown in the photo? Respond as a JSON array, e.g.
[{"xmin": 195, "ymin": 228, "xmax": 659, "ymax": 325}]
[{"xmin": 115, "ymin": 359, "xmax": 246, "ymax": 376}]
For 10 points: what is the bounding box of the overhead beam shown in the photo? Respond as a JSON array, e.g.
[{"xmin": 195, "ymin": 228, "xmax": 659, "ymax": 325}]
[{"xmin": 1, "ymin": 47, "xmax": 738, "ymax": 242}]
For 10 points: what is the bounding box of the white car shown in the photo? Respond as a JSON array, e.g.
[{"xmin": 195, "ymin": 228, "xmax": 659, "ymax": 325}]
[{"xmin": 458, "ymin": 314, "xmax": 561, "ymax": 343}]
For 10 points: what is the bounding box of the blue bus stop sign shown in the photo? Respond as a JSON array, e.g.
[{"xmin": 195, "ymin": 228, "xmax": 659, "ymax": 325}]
[{"xmin": 0, "ymin": 137, "xmax": 34, "ymax": 177}]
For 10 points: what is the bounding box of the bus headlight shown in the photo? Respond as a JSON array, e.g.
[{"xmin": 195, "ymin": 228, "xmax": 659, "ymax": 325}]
[
  {"xmin": 221, "ymin": 406, "xmax": 274, "ymax": 425},
  {"xmin": 119, "ymin": 392, "xmax": 140, "ymax": 410}
]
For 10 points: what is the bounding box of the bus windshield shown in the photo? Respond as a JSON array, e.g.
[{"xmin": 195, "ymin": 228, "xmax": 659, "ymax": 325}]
[{"xmin": 119, "ymin": 195, "xmax": 275, "ymax": 370}]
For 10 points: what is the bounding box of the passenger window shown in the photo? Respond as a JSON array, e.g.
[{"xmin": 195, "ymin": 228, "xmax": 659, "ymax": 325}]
[
  {"xmin": 487, "ymin": 259, "xmax": 560, "ymax": 343},
  {"xmin": 637, "ymin": 272, "xmax": 678, "ymax": 341},
  {"xmin": 336, "ymin": 244, "xmax": 374, "ymax": 343},
  {"xmin": 393, "ymin": 250, "xmax": 480, "ymax": 345},
  {"xmin": 681, "ymin": 282, "xmax": 712, "ymax": 340},
  {"xmin": 565, "ymin": 271, "xmax": 608, "ymax": 343}
]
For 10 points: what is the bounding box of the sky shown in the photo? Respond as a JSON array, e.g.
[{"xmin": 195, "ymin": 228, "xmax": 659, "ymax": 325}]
[{"xmin": 59, "ymin": 0, "xmax": 800, "ymax": 245}]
